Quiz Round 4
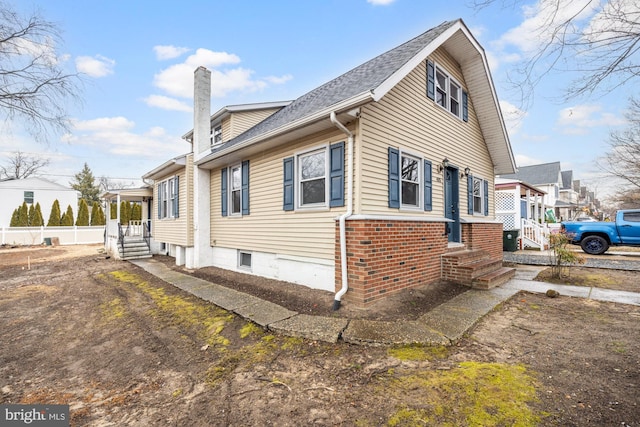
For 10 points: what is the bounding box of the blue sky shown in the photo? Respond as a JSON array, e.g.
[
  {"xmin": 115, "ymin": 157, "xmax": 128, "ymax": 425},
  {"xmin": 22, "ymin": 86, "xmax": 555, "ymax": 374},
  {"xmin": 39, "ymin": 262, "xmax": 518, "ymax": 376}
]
[{"xmin": 3, "ymin": 0, "xmax": 628, "ymax": 200}]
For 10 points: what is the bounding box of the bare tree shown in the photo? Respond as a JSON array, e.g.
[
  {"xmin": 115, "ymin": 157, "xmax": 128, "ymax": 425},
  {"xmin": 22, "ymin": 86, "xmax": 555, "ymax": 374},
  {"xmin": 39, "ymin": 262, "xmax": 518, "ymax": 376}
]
[
  {"xmin": 599, "ymin": 96, "xmax": 640, "ymax": 205},
  {"xmin": 0, "ymin": 150, "xmax": 49, "ymax": 179},
  {"xmin": 472, "ymin": 0, "xmax": 640, "ymax": 104},
  {"xmin": 98, "ymin": 176, "xmax": 136, "ymax": 192},
  {"xmin": 0, "ymin": 2, "xmax": 82, "ymax": 140}
]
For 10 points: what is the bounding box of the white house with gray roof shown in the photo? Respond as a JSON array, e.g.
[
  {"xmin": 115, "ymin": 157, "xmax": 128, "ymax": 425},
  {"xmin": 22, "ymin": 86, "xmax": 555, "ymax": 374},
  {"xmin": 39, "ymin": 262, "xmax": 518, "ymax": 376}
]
[{"xmin": 133, "ymin": 19, "xmax": 518, "ymax": 309}]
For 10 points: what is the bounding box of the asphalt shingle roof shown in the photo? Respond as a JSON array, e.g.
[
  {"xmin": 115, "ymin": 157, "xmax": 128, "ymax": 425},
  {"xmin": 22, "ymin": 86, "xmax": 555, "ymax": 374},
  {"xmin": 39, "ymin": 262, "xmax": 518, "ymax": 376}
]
[
  {"xmin": 499, "ymin": 162, "xmax": 562, "ymax": 186},
  {"xmin": 211, "ymin": 20, "xmax": 457, "ymax": 154}
]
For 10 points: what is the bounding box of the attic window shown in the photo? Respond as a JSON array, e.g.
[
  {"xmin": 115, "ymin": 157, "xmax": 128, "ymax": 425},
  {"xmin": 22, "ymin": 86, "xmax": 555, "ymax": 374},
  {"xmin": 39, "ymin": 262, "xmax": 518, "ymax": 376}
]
[
  {"xmin": 428, "ymin": 61, "xmax": 467, "ymax": 121},
  {"xmin": 212, "ymin": 125, "xmax": 222, "ymax": 145}
]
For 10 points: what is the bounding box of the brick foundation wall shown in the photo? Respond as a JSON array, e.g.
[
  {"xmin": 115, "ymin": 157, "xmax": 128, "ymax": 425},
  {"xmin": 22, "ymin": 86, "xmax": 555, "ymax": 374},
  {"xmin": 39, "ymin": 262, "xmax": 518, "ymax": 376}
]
[
  {"xmin": 335, "ymin": 219, "xmax": 449, "ymax": 308},
  {"xmin": 461, "ymin": 221, "xmax": 503, "ymax": 261}
]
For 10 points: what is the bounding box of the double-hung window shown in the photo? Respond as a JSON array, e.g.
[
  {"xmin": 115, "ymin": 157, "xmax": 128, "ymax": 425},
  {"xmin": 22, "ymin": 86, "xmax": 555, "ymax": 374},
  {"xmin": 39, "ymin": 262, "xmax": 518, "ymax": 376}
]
[
  {"xmin": 427, "ymin": 60, "xmax": 468, "ymax": 122},
  {"xmin": 299, "ymin": 149, "xmax": 326, "ymax": 207},
  {"xmin": 388, "ymin": 147, "xmax": 432, "ymax": 211},
  {"xmin": 212, "ymin": 125, "xmax": 222, "ymax": 145},
  {"xmin": 230, "ymin": 164, "xmax": 242, "ymax": 215},
  {"xmin": 158, "ymin": 176, "xmax": 179, "ymax": 219},
  {"xmin": 401, "ymin": 154, "xmax": 420, "ymax": 208},
  {"xmin": 282, "ymin": 142, "xmax": 345, "ymax": 211},
  {"xmin": 467, "ymin": 175, "xmax": 489, "ymax": 216},
  {"xmin": 24, "ymin": 191, "xmax": 34, "ymax": 204},
  {"xmin": 221, "ymin": 161, "xmax": 250, "ymax": 217}
]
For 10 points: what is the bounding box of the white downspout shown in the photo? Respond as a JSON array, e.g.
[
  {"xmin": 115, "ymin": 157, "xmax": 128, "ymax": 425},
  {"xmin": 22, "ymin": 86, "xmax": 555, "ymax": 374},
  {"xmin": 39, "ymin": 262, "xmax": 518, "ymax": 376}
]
[{"xmin": 330, "ymin": 111, "xmax": 353, "ymax": 310}]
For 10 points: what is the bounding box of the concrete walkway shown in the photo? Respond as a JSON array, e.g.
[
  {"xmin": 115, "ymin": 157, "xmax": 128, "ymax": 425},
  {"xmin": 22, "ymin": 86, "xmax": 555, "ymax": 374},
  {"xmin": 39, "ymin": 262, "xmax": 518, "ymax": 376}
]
[{"xmin": 130, "ymin": 258, "xmax": 640, "ymax": 346}]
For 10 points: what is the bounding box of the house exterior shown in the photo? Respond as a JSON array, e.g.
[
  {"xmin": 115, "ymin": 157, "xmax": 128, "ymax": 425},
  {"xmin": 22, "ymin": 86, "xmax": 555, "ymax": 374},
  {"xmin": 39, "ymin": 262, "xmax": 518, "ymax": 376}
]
[
  {"xmin": 141, "ymin": 19, "xmax": 517, "ymax": 308},
  {"xmin": 0, "ymin": 177, "xmax": 78, "ymax": 227}
]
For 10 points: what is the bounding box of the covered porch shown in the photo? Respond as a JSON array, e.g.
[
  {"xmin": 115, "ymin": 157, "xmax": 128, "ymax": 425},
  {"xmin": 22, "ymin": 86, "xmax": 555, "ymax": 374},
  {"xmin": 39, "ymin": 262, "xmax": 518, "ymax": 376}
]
[
  {"xmin": 102, "ymin": 187, "xmax": 155, "ymax": 260},
  {"xmin": 495, "ymin": 178, "xmax": 552, "ymax": 250}
]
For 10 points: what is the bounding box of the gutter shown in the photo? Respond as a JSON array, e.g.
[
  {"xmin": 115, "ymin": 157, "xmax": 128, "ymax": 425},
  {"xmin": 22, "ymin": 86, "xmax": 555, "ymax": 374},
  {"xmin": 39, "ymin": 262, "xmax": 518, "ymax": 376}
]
[{"xmin": 330, "ymin": 111, "xmax": 354, "ymax": 311}]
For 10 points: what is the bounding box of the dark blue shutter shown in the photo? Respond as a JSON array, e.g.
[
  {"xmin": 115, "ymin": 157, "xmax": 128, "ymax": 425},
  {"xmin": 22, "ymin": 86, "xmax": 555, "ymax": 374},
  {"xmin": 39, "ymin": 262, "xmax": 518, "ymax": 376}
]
[
  {"xmin": 426, "ymin": 60, "xmax": 435, "ymax": 100},
  {"xmin": 283, "ymin": 157, "xmax": 294, "ymax": 211},
  {"xmin": 483, "ymin": 179, "xmax": 489, "ymax": 216},
  {"xmin": 467, "ymin": 175, "xmax": 474, "ymax": 215},
  {"xmin": 221, "ymin": 168, "xmax": 228, "ymax": 217},
  {"xmin": 157, "ymin": 184, "xmax": 161, "ymax": 218},
  {"xmin": 462, "ymin": 90, "xmax": 469, "ymax": 122},
  {"xmin": 424, "ymin": 160, "xmax": 432, "ymax": 211},
  {"xmin": 241, "ymin": 160, "xmax": 250, "ymax": 215},
  {"xmin": 174, "ymin": 176, "xmax": 179, "ymax": 218},
  {"xmin": 388, "ymin": 147, "xmax": 400, "ymax": 208},
  {"xmin": 329, "ymin": 142, "xmax": 345, "ymax": 207}
]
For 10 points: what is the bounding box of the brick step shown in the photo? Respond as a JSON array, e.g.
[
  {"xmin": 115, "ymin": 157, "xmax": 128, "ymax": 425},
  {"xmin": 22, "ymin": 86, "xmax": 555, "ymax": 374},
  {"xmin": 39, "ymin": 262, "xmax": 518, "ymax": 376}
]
[
  {"xmin": 472, "ymin": 267, "xmax": 516, "ymax": 289},
  {"xmin": 441, "ymin": 249, "xmax": 490, "ymax": 265},
  {"xmin": 460, "ymin": 258, "xmax": 504, "ymax": 279}
]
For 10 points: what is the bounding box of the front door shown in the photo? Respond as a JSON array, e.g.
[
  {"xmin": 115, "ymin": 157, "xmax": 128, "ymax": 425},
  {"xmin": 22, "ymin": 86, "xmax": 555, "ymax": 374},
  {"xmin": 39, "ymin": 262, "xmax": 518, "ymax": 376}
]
[{"xmin": 444, "ymin": 167, "xmax": 460, "ymax": 242}]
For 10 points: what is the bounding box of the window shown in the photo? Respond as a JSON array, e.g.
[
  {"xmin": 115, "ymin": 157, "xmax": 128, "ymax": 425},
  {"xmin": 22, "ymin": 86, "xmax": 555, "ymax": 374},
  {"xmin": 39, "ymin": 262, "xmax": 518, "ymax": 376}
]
[
  {"xmin": 212, "ymin": 125, "xmax": 222, "ymax": 145},
  {"xmin": 24, "ymin": 191, "xmax": 34, "ymax": 204},
  {"xmin": 299, "ymin": 149, "xmax": 326, "ymax": 206},
  {"xmin": 401, "ymin": 154, "xmax": 420, "ymax": 207},
  {"xmin": 388, "ymin": 147, "xmax": 432, "ymax": 211},
  {"xmin": 467, "ymin": 175, "xmax": 488, "ymax": 216},
  {"xmin": 158, "ymin": 176, "xmax": 179, "ymax": 219},
  {"xmin": 238, "ymin": 251, "xmax": 252, "ymax": 268},
  {"xmin": 623, "ymin": 212, "xmax": 640, "ymax": 222},
  {"xmin": 221, "ymin": 161, "xmax": 250, "ymax": 217},
  {"xmin": 282, "ymin": 142, "xmax": 345, "ymax": 211},
  {"xmin": 230, "ymin": 164, "xmax": 242, "ymax": 215},
  {"xmin": 426, "ymin": 60, "xmax": 468, "ymax": 122}
]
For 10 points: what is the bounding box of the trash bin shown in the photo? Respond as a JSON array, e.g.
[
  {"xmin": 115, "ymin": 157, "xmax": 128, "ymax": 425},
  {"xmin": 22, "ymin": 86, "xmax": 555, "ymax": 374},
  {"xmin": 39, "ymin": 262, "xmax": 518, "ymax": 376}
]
[
  {"xmin": 43, "ymin": 237, "xmax": 52, "ymax": 246},
  {"xmin": 502, "ymin": 230, "xmax": 519, "ymax": 252}
]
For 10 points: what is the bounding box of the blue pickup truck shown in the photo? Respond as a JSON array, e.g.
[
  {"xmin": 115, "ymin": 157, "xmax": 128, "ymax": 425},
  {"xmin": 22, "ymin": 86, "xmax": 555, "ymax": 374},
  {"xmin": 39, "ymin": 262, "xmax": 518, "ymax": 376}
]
[{"xmin": 561, "ymin": 209, "xmax": 640, "ymax": 255}]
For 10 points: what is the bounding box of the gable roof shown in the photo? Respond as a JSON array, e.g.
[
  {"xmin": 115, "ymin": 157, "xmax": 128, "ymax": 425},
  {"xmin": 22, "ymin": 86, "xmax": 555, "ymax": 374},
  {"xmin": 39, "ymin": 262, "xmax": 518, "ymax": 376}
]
[
  {"xmin": 560, "ymin": 170, "xmax": 573, "ymax": 189},
  {"xmin": 0, "ymin": 177, "xmax": 75, "ymax": 191},
  {"xmin": 196, "ymin": 19, "xmax": 515, "ymax": 175},
  {"xmin": 143, "ymin": 153, "xmax": 189, "ymax": 180},
  {"xmin": 499, "ymin": 162, "xmax": 562, "ymax": 186}
]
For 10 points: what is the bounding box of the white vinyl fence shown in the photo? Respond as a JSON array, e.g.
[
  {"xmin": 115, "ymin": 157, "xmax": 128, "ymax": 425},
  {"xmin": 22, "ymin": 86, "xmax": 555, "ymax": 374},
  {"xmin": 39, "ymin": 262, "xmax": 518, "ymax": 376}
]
[{"xmin": 1, "ymin": 226, "xmax": 105, "ymax": 246}]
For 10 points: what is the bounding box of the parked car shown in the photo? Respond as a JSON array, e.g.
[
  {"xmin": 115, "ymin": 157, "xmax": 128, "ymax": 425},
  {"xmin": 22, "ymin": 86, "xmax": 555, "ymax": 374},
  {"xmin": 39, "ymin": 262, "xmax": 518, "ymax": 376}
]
[{"xmin": 562, "ymin": 210, "xmax": 640, "ymax": 254}]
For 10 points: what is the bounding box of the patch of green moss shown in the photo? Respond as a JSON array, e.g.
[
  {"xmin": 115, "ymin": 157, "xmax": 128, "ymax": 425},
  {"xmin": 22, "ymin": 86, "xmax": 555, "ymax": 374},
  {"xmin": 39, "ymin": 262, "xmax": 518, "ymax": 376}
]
[
  {"xmin": 99, "ymin": 297, "xmax": 127, "ymax": 321},
  {"xmin": 239, "ymin": 322, "xmax": 264, "ymax": 339},
  {"xmin": 385, "ymin": 361, "xmax": 540, "ymax": 426},
  {"xmin": 107, "ymin": 270, "xmax": 233, "ymax": 348},
  {"xmin": 387, "ymin": 344, "xmax": 448, "ymax": 361}
]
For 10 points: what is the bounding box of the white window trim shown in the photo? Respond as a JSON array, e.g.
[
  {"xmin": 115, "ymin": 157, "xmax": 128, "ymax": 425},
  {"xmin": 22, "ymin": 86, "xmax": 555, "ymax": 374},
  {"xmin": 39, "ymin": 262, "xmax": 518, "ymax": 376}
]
[
  {"xmin": 399, "ymin": 149, "xmax": 423, "ymax": 211},
  {"xmin": 295, "ymin": 144, "xmax": 330, "ymax": 210},
  {"xmin": 159, "ymin": 175, "xmax": 178, "ymax": 220},
  {"xmin": 229, "ymin": 163, "xmax": 242, "ymax": 216},
  {"xmin": 472, "ymin": 175, "xmax": 485, "ymax": 216},
  {"xmin": 434, "ymin": 62, "xmax": 464, "ymax": 120}
]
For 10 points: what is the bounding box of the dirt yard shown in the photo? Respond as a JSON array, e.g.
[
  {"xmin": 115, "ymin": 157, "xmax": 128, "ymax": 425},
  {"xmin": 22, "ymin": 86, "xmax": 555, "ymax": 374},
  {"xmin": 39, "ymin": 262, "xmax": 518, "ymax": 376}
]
[{"xmin": 1, "ymin": 245, "xmax": 639, "ymax": 426}]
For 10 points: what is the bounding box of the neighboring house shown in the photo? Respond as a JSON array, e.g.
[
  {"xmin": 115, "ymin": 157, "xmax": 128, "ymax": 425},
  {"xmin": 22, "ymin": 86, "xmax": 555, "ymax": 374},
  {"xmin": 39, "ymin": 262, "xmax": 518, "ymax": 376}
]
[
  {"xmin": 498, "ymin": 162, "xmax": 562, "ymax": 216},
  {"xmin": 558, "ymin": 170, "xmax": 581, "ymax": 221},
  {"xmin": 135, "ymin": 19, "xmax": 517, "ymax": 308},
  {"xmin": 0, "ymin": 177, "xmax": 78, "ymax": 227}
]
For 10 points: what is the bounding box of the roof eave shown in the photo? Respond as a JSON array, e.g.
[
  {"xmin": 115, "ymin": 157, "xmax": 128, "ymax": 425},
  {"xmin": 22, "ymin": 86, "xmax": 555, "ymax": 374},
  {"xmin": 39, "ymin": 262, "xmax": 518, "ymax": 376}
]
[{"xmin": 142, "ymin": 155, "xmax": 188, "ymax": 180}]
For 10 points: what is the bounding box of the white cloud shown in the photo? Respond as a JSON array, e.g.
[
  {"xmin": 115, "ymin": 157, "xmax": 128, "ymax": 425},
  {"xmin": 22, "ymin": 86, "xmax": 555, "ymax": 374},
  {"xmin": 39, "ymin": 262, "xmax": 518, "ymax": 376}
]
[
  {"xmin": 153, "ymin": 45, "xmax": 190, "ymax": 60},
  {"xmin": 142, "ymin": 95, "xmax": 191, "ymax": 112},
  {"xmin": 75, "ymin": 55, "xmax": 115, "ymax": 77},
  {"xmin": 367, "ymin": 0, "xmax": 396, "ymax": 4},
  {"xmin": 64, "ymin": 117, "xmax": 183, "ymax": 159},
  {"xmin": 556, "ymin": 104, "xmax": 626, "ymax": 134},
  {"xmin": 149, "ymin": 47, "xmax": 292, "ymax": 103}
]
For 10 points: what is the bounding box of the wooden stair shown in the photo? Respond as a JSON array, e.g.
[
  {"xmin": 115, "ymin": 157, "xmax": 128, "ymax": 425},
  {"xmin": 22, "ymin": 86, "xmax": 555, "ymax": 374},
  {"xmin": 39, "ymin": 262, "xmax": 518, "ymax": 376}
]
[{"xmin": 441, "ymin": 248, "xmax": 515, "ymax": 290}]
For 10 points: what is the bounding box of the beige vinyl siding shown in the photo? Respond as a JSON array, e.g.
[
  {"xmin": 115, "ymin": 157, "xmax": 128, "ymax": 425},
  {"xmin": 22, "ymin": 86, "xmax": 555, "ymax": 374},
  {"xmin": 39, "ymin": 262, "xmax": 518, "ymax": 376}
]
[
  {"xmin": 229, "ymin": 108, "xmax": 280, "ymax": 139},
  {"xmin": 358, "ymin": 46, "xmax": 494, "ymax": 218},
  {"xmin": 210, "ymin": 129, "xmax": 347, "ymax": 261},
  {"xmin": 153, "ymin": 160, "xmax": 191, "ymax": 246}
]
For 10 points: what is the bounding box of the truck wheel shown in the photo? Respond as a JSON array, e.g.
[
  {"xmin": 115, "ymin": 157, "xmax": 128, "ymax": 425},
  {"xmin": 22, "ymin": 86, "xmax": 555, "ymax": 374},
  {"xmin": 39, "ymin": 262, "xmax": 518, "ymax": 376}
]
[{"xmin": 580, "ymin": 235, "xmax": 609, "ymax": 255}]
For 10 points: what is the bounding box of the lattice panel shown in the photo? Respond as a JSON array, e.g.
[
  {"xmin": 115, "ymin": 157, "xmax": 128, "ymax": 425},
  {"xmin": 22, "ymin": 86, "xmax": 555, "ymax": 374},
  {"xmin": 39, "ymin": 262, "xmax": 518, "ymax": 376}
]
[
  {"xmin": 496, "ymin": 215, "xmax": 516, "ymax": 230},
  {"xmin": 495, "ymin": 191, "xmax": 515, "ymax": 210}
]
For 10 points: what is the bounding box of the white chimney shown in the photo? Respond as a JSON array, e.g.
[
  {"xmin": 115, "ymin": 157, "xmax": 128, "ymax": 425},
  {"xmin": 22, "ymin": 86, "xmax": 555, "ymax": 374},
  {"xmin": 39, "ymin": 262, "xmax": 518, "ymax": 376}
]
[{"xmin": 193, "ymin": 66, "xmax": 211, "ymax": 158}]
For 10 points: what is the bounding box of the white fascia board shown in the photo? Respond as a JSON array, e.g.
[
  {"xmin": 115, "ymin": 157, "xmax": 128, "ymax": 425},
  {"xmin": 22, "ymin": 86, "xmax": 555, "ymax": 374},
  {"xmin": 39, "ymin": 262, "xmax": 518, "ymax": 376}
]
[
  {"xmin": 195, "ymin": 91, "xmax": 373, "ymax": 167},
  {"xmin": 142, "ymin": 155, "xmax": 187, "ymax": 180}
]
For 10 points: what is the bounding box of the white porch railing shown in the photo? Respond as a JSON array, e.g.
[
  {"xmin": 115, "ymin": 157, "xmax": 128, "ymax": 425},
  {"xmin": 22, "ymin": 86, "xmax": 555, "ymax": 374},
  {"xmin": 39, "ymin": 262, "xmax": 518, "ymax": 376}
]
[{"xmin": 520, "ymin": 218, "xmax": 548, "ymax": 251}]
